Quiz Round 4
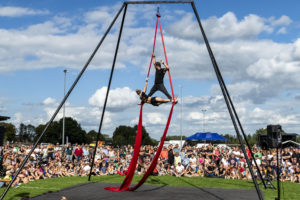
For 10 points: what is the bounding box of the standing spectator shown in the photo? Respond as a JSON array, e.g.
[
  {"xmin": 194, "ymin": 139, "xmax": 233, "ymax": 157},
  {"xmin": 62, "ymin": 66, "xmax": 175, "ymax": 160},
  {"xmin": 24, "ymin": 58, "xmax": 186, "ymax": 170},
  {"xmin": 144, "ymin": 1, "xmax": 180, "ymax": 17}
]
[
  {"xmin": 168, "ymin": 145, "xmax": 174, "ymax": 167},
  {"xmin": 174, "ymin": 152, "xmax": 181, "ymax": 166},
  {"xmin": 160, "ymin": 146, "xmax": 168, "ymax": 161},
  {"xmin": 82, "ymin": 144, "xmax": 89, "ymax": 162},
  {"xmin": 182, "ymin": 154, "xmax": 190, "ymax": 168},
  {"xmin": 179, "ymin": 148, "xmax": 185, "ymax": 161},
  {"xmin": 74, "ymin": 145, "xmax": 83, "ymax": 163},
  {"xmin": 47, "ymin": 144, "xmax": 54, "ymax": 160},
  {"xmin": 173, "ymin": 144, "xmax": 180, "ymax": 154},
  {"xmin": 65, "ymin": 143, "xmax": 73, "ymax": 162}
]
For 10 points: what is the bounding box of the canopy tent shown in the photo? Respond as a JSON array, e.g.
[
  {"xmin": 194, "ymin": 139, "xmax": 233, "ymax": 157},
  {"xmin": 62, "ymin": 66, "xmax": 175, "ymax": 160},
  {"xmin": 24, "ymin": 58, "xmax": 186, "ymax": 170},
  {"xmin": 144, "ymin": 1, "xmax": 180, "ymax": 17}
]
[{"xmin": 185, "ymin": 132, "xmax": 228, "ymax": 141}]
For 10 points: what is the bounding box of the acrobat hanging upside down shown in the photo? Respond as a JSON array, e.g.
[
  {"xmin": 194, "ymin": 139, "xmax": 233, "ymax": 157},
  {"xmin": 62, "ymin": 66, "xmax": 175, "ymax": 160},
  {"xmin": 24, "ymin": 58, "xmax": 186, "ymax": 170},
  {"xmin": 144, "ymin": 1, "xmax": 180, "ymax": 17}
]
[{"xmin": 136, "ymin": 89, "xmax": 177, "ymax": 106}]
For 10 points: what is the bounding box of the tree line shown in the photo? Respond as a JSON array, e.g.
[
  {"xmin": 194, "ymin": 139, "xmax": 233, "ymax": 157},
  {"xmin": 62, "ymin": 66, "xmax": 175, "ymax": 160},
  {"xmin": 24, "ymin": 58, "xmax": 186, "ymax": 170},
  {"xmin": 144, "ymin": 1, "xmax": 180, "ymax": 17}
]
[
  {"xmin": 0, "ymin": 117, "xmax": 157, "ymax": 146},
  {"xmin": 1, "ymin": 118, "xmax": 298, "ymax": 147}
]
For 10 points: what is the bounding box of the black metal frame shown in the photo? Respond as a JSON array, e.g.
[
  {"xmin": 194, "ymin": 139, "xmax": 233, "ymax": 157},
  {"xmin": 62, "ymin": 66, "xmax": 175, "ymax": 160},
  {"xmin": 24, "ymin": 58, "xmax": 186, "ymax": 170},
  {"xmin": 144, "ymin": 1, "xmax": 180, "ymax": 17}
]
[
  {"xmin": 88, "ymin": 3, "xmax": 128, "ymax": 181},
  {"xmin": 0, "ymin": 1, "xmax": 264, "ymax": 200}
]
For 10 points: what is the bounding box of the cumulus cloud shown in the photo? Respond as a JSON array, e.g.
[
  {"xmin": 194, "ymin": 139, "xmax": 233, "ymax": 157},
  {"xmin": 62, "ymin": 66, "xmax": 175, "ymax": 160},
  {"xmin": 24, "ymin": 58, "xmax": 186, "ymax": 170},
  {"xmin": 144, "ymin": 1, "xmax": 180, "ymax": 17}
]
[
  {"xmin": 167, "ymin": 12, "xmax": 274, "ymax": 41},
  {"xmin": 269, "ymin": 15, "xmax": 292, "ymax": 26},
  {"xmin": 0, "ymin": 6, "xmax": 49, "ymax": 17},
  {"xmin": 40, "ymin": 97, "xmax": 114, "ymax": 131},
  {"xmin": 2, "ymin": 3, "xmax": 300, "ymax": 138},
  {"xmin": 88, "ymin": 87, "xmax": 139, "ymax": 112}
]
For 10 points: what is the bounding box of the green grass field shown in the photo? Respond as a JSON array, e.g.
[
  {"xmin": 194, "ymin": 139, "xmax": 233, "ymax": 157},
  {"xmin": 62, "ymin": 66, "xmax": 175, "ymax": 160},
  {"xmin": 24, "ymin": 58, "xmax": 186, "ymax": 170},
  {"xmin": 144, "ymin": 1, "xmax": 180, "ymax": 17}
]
[{"xmin": 0, "ymin": 175, "xmax": 299, "ymax": 200}]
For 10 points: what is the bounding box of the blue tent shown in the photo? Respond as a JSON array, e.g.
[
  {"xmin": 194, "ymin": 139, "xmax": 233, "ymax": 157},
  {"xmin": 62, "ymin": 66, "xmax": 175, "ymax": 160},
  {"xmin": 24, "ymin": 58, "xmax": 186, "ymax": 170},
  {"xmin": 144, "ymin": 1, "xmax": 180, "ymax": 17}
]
[{"xmin": 185, "ymin": 132, "xmax": 228, "ymax": 141}]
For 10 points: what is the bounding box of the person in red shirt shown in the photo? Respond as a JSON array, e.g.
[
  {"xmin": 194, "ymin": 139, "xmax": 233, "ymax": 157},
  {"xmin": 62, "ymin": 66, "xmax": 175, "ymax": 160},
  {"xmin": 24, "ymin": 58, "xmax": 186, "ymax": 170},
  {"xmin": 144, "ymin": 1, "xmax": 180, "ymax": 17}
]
[{"xmin": 74, "ymin": 145, "xmax": 83, "ymax": 162}]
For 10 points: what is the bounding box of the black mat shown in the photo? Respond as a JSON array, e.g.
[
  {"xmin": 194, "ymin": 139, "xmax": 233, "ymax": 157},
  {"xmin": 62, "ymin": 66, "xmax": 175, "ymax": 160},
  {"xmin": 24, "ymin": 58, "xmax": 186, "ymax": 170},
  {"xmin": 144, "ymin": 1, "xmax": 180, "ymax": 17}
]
[{"xmin": 31, "ymin": 182, "xmax": 261, "ymax": 200}]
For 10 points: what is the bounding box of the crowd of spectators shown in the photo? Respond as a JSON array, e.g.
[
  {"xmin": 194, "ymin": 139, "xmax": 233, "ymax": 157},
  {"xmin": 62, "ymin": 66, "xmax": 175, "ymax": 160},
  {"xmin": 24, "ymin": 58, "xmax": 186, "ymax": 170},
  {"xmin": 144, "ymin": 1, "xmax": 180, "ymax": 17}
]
[{"xmin": 0, "ymin": 142, "xmax": 300, "ymax": 187}]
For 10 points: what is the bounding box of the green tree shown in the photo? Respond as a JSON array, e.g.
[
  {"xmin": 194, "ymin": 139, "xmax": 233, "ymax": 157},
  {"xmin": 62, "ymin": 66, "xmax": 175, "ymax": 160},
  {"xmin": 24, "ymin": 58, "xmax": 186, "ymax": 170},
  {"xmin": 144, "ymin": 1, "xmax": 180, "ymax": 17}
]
[
  {"xmin": 112, "ymin": 125, "xmax": 156, "ymax": 146},
  {"xmin": 19, "ymin": 123, "xmax": 26, "ymax": 142},
  {"xmin": 35, "ymin": 121, "xmax": 61, "ymax": 144},
  {"xmin": 61, "ymin": 117, "xmax": 87, "ymax": 144},
  {"xmin": 35, "ymin": 117, "xmax": 87, "ymax": 144},
  {"xmin": 86, "ymin": 130, "xmax": 105, "ymax": 144},
  {"xmin": 0, "ymin": 122, "xmax": 16, "ymax": 142}
]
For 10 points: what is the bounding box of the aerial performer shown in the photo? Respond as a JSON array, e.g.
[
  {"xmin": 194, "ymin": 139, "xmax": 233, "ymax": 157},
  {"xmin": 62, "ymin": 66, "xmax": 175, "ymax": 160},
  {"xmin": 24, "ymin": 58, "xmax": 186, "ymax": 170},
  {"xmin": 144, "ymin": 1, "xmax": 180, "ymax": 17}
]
[
  {"xmin": 136, "ymin": 57, "xmax": 177, "ymax": 106},
  {"xmin": 147, "ymin": 53, "xmax": 172, "ymax": 100},
  {"xmin": 136, "ymin": 89, "xmax": 177, "ymax": 106}
]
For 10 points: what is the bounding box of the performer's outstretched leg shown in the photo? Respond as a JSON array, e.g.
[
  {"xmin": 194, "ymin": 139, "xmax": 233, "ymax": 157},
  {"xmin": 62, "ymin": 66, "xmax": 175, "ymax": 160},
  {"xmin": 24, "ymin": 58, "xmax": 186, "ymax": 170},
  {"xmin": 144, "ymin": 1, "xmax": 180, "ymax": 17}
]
[
  {"xmin": 158, "ymin": 84, "xmax": 172, "ymax": 100},
  {"xmin": 148, "ymin": 84, "xmax": 159, "ymax": 97}
]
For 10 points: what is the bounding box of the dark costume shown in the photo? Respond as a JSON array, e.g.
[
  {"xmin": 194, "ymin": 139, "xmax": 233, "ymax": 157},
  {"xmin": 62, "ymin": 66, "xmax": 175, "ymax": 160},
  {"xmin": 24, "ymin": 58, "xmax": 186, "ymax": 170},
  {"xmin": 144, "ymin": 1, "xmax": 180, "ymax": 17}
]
[
  {"xmin": 148, "ymin": 67, "xmax": 172, "ymax": 99},
  {"xmin": 150, "ymin": 97, "xmax": 159, "ymax": 106}
]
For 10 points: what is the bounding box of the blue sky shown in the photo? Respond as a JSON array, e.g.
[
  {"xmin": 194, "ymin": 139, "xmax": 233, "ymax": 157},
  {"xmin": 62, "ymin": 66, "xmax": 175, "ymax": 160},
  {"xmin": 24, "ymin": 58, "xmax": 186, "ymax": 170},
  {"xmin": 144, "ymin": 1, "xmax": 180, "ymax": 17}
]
[{"xmin": 1, "ymin": 0, "xmax": 300, "ymax": 139}]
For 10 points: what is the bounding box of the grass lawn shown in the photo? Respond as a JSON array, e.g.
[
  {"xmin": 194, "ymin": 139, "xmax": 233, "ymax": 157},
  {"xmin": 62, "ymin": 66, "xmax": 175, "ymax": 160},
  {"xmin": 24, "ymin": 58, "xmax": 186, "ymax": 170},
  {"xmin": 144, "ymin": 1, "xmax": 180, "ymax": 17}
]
[{"xmin": 0, "ymin": 175, "xmax": 299, "ymax": 200}]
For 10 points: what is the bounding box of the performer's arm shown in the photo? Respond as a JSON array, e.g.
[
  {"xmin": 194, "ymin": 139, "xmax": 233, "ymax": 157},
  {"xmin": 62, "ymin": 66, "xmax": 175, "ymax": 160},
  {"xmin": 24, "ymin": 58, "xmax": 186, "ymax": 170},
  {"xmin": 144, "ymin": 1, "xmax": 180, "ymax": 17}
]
[
  {"xmin": 161, "ymin": 60, "xmax": 169, "ymax": 72},
  {"xmin": 152, "ymin": 53, "xmax": 156, "ymax": 66},
  {"xmin": 143, "ymin": 77, "xmax": 148, "ymax": 93}
]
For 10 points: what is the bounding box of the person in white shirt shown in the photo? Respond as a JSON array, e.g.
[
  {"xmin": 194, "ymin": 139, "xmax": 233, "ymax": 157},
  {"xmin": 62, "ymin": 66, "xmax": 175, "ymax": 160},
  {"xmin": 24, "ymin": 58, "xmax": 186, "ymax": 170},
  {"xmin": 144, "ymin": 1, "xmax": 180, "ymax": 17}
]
[{"xmin": 174, "ymin": 162, "xmax": 185, "ymax": 177}]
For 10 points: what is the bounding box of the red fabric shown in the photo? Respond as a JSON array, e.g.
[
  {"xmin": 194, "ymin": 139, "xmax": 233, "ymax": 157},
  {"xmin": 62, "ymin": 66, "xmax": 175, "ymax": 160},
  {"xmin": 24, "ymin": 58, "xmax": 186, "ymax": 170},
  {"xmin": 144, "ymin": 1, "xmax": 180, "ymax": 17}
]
[
  {"xmin": 117, "ymin": 171, "xmax": 127, "ymax": 176},
  {"xmin": 127, "ymin": 17, "xmax": 176, "ymax": 191},
  {"xmin": 158, "ymin": 18, "xmax": 175, "ymax": 98},
  {"xmin": 105, "ymin": 104, "xmax": 144, "ymax": 191},
  {"xmin": 147, "ymin": 17, "xmax": 159, "ymax": 78},
  {"xmin": 128, "ymin": 103, "xmax": 174, "ymax": 191},
  {"xmin": 106, "ymin": 13, "xmax": 176, "ymax": 192}
]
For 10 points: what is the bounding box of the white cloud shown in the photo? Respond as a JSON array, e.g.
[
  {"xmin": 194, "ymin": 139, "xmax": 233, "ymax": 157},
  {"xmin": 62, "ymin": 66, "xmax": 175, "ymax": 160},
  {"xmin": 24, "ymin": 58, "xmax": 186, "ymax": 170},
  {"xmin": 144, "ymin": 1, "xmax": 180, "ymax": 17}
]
[
  {"xmin": 145, "ymin": 112, "xmax": 167, "ymax": 125},
  {"xmin": 88, "ymin": 87, "xmax": 139, "ymax": 111},
  {"xmin": 42, "ymin": 97, "xmax": 57, "ymax": 105},
  {"xmin": 0, "ymin": 6, "xmax": 49, "ymax": 17},
  {"xmin": 2, "ymin": 3, "xmax": 300, "ymax": 139},
  {"xmin": 130, "ymin": 112, "xmax": 167, "ymax": 126},
  {"xmin": 40, "ymin": 97, "xmax": 114, "ymax": 131},
  {"xmin": 167, "ymin": 12, "xmax": 272, "ymax": 41},
  {"xmin": 277, "ymin": 27, "xmax": 287, "ymax": 34},
  {"xmin": 269, "ymin": 15, "xmax": 292, "ymax": 26}
]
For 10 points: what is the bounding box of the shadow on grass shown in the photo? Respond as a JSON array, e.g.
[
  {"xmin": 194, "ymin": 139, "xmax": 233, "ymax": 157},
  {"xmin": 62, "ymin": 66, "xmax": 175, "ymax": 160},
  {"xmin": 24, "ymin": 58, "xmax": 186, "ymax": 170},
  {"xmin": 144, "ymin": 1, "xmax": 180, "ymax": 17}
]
[
  {"xmin": 8, "ymin": 192, "xmax": 30, "ymax": 200},
  {"xmin": 178, "ymin": 177, "xmax": 224, "ymax": 200}
]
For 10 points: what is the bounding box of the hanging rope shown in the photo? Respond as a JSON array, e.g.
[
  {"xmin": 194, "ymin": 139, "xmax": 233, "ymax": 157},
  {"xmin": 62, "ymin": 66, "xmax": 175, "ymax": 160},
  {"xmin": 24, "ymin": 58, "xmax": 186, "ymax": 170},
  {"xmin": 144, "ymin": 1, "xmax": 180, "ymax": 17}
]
[{"xmin": 105, "ymin": 9, "xmax": 175, "ymax": 192}]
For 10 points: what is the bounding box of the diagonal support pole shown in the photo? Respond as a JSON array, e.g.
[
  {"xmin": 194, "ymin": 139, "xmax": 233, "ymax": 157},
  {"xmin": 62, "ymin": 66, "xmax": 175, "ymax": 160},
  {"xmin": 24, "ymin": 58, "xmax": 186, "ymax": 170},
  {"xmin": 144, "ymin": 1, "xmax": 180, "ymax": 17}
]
[
  {"xmin": 88, "ymin": 3, "xmax": 128, "ymax": 181},
  {"xmin": 190, "ymin": 1, "xmax": 266, "ymax": 190},
  {"xmin": 191, "ymin": 2, "xmax": 264, "ymax": 200},
  {"xmin": 0, "ymin": 3, "xmax": 125, "ymax": 200},
  {"xmin": 212, "ymin": 52, "xmax": 267, "ymax": 189}
]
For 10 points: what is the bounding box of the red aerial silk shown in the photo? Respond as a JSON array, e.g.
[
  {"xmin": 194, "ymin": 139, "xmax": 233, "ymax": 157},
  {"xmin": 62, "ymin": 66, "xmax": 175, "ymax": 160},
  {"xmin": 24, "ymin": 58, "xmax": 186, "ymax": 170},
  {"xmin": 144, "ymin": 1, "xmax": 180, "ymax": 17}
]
[
  {"xmin": 129, "ymin": 103, "xmax": 174, "ymax": 191},
  {"xmin": 105, "ymin": 104, "xmax": 144, "ymax": 191},
  {"xmin": 106, "ymin": 12, "xmax": 175, "ymax": 192}
]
